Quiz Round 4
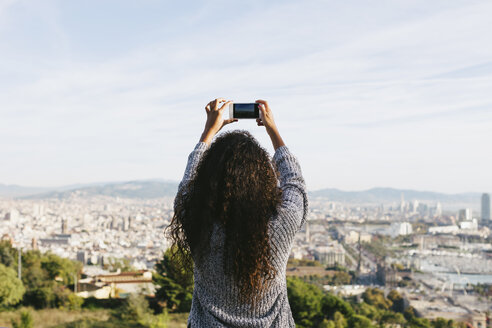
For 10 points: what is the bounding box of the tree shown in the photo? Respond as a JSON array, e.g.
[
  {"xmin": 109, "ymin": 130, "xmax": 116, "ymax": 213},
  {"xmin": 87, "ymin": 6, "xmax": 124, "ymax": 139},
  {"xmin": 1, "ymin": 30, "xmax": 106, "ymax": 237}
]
[
  {"xmin": 155, "ymin": 247, "xmax": 193, "ymax": 289},
  {"xmin": 330, "ymin": 271, "xmax": 352, "ymax": 285},
  {"xmin": 431, "ymin": 317, "xmax": 454, "ymax": 328},
  {"xmin": 380, "ymin": 310, "xmax": 405, "ymax": 325},
  {"xmin": 24, "ymin": 286, "xmax": 56, "ymax": 308},
  {"xmin": 287, "ymin": 277, "xmax": 324, "ymax": 327},
  {"xmin": 41, "ymin": 252, "xmax": 82, "ymax": 284},
  {"xmin": 21, "ymin": 250, "xmax": 47, "ymax": 290},
  {"xmin": 0, "ymin": 263, "xmax": 25, "ymax": 308},
  {"xmin": 362, "ymin": 288, "xmax": 392, "ymax": 310},
  {"xmin": 0, "ymin": 240, "xmax": 16, "ymax": 268},
  {"xmin": 404, "ymin": 307, "xmax": 432, "ymax": 328},
  {"xmin": 318, "ymin": 319, "xmax": 335, "ymax": 328},
  {"xmin": 348, "ymin": 314, "xmax": 374, "ymax": 328},
  {"xmin": 356, "ymin": 302, "xmax": 381, "ymax": 322},
  {"xmin": 387, "ymin": 289, "xmax": 405, "ymax": 312},
  {"xmin": 333, "ymin": 311, "xmax": 347, "ymax": 328},
  {"xmin": 16, "ymin": 248, "xmax": 82, "ymax": 309},
  {"xmin": 321, "ymin": 293, "xmax": 354, "ymax": 319},
  {"xmin": 154, "ymin": 247, "xmax": 193, "ymax": 312}
]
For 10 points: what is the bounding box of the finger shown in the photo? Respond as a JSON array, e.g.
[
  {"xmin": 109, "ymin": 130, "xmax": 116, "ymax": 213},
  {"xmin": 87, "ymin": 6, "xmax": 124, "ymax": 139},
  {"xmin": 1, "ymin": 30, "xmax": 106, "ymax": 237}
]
[
  {"xmin": 214, "ymin": 98, "xmax": 226, "ymax": 110},
  {"xmin": 223, "ymin": 118, "xmax": 238, "ymax": 125},
  {"xmin": 219, "ymin": 101, "xmax": 233, "ymax": 112},
  {"xmin": 255, "ymin": 99, "xmax": 268, "ymax": 106}
]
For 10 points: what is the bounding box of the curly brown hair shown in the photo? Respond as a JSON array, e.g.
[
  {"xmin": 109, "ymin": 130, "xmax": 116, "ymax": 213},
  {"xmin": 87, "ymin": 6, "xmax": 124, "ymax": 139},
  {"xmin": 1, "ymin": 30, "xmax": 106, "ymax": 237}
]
[{"xmin": 168, "ymin": 130, "xmax": 282, "ymax": 305}]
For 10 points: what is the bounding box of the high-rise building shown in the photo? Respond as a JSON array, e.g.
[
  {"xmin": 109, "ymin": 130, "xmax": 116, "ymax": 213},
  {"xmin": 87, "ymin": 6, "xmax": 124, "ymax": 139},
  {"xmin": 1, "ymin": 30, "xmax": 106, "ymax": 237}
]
[
  {"xmin": 458, "ymin": 208, "xmax": 472, "ymax": 221},
  {"xmin": 482, "ymin": 193, "xmax": 491, "ymax": 222},
  {"xmin": 61, "ymin": 218, "xmax": 68, "ymax": 234},
  {"xmin": 435, "ymin": 202, "xmax": 442, "ymax": 218},
  {"xmin": 5, "ymin": 209, "xmax": 20, "ymax": 222},
  {"xmin": 31, "ymin": 237, "xmax": 38, "ymax": 250},
  {"xmin": 77, "ymin": 251, "xmax": 87, "ymax": 264}
]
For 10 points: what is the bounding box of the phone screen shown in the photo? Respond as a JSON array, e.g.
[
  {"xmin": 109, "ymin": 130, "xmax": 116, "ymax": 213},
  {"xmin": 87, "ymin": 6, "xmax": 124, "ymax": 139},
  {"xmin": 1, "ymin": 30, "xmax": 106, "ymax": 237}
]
[{"xmin": 233, "ymin": 103, "xmax": 259, "ymax": 119}]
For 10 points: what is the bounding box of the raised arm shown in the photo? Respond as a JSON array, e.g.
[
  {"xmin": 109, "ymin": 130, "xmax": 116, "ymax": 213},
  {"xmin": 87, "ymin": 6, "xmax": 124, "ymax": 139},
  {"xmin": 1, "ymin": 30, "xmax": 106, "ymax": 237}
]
[
  {"xmin": 256, "ymin": 100, "xmax": 308, "ymax": 231},
  {"xmin": 274, "ymin": 146, "xmax": 308, "ymax": 230},
  {"xmin": 177, "ymin": 98, "xmax": 238, "ymax": 195},
  {"xmin": 256, "ymin": 99, "xmax": 285, "ymax": 150}
]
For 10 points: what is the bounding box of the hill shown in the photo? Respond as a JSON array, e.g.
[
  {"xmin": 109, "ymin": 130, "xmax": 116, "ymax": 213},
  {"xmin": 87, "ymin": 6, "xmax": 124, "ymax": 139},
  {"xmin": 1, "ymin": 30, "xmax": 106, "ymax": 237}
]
[
  {"xmin": 21, "ymin": 180, "xmax": 179, "ymax": 200},
  {"xmin": 309, "ymin": 187, "xmax": 480, "ymax": 204},
  {"xmin": 0, "ymin": 184, "xmax": 51, "ymax": 198},
  {"xmin": 0, "ymin": 181, "xmax": 482, "ymax": 204}
]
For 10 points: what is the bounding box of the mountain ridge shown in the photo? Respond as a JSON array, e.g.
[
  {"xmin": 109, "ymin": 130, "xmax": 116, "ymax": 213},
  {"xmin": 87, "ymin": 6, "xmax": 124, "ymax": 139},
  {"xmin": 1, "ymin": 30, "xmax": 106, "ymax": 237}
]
[
  {"xmin": 309, "ymin": 187, "xmax": 480, "ymax": 204},
  {"xmin": 0, "ymin": 181, "xmax": 483, "ymax": 204}
]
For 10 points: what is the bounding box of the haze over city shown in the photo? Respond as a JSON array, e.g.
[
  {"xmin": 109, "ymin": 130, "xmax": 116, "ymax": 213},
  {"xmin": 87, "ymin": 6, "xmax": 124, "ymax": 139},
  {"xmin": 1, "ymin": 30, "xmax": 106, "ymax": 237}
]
[{"xmin": 1, "ymin": 0, "xmax": 491, "ymax": 193}]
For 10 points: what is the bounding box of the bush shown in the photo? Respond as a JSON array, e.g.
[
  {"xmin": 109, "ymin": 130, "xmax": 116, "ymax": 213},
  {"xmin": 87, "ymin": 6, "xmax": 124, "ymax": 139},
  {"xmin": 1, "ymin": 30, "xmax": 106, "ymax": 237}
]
[
  {"xmin": 0, "ymin": 263, "xmax": 25, "ymax": 308},
  {"xmin": 113, "ymin": 294, "xmax": 168, "ymax": 327},
  {"xmin": 24, "ymin": 286, "xmax": 55, "ymax": 308},
  {"xmin": 68, "ymin": 293, "xmax": 84, "ymax": 310},
  {"xmin": 11, "ymin": 310, "xmax": 34, "ymax": 328}
]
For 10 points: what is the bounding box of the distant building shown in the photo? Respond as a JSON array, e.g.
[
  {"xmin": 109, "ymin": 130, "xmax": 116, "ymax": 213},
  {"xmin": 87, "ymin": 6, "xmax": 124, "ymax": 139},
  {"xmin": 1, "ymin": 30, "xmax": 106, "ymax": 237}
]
[
  {"xmin": 482, "ymin": 193, "xmax": 490, "ymax": 223},
  {"xmin": 412, "ymin": 235, "xmax": 460, "ymax": 249},
  {"xmin": 434, "ymin": 202, "xmax": 442, "ymax": 218},
  {"xmin": 4, "ymin": 209, "xmax": 20, "ymax": 222},
  {"xmin": 313, "ymin": 244, "xmax": 345, "ymax": 267},
  {"xmin": 390, "ymin": 222, "xmax": 413, "ymax": 237},
  {"xmin": 39, "ymin": 234, "xmax": 71, "ymax": 245},
  {"xmin": 458, "ymin": 209, "xmax": 472, "ymax": 221},
  {"xmin": 344, "ymin": 230, "xmax": 372, "ymax": 244},
  {"xmin": 429, "ymin": 225, "xmax": 459, "ymax": 235},
  {"xmin": 31, "ymin": 238, "xmax": 38, "ymax": 250},
  {"xmin": 61, "ymin": 218, "xmax": 68, "ymax": 234},
  {"xmin": 459, "ymin": 218, "xmax": 478, "ymax": 230},
  {"xmin": 95, "ymin": 270, "xmax": 155, "ymax": 298},
  {"xmin": 417, "ymin": 203, "xmax": 428, "ymax": 217},
  {"xmin": 32, "ymin": 204, "xmax": 44, "ymax": 217},
  {"xmin": 76, "ymin": 283, "xmax": 112, "ymax": 299},
  {"xmin": 77, "ymin": 251, "xmax": 87, "ymax": 264}
]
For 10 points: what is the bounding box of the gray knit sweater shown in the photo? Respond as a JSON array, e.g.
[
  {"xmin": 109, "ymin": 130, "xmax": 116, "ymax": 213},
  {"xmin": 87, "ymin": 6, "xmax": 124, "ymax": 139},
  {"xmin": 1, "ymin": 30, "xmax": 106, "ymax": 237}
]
[{"xmin": 178, "ymin": 142, "xmax": 308, "ymax": 328}]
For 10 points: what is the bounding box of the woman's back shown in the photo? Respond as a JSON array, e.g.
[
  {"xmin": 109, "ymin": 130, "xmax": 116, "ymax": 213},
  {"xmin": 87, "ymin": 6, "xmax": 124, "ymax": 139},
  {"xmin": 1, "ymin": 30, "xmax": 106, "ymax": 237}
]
[{"xmin": 169, "ymin": 99, "xmax": 307, "ymax": 327}]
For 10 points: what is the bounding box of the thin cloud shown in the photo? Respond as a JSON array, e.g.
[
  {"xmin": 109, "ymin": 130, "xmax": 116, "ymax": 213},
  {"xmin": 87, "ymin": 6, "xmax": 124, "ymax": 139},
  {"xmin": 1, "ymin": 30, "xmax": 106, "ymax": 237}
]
[{"xmin": 0, "ymin": 0, "xmax": 491, "ymax": 193}]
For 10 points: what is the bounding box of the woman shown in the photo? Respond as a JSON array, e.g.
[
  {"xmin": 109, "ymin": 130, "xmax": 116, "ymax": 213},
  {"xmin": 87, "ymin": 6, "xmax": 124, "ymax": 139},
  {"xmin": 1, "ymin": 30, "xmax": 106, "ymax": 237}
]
[{"xmin": 169, "ymin": 98, "xmax": 307, "ymax": 327}]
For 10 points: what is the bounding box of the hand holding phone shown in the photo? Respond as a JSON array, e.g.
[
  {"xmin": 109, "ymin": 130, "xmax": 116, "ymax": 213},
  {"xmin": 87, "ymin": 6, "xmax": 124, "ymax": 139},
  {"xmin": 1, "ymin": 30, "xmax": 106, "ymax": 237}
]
[
  {"xmin": 255, "ymin": 99, "xmax": 285, "ymax": 150},
  {"xmin": 200, "ymin": 98, "xmax": 236, "ymax": 145}
]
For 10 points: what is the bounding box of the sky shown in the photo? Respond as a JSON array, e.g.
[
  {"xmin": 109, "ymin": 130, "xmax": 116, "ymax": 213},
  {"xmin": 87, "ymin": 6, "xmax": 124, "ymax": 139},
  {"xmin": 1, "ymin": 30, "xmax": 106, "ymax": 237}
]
[{"xmin": 0, "ymin": 0, "xmax": 491, "ymax": 193}]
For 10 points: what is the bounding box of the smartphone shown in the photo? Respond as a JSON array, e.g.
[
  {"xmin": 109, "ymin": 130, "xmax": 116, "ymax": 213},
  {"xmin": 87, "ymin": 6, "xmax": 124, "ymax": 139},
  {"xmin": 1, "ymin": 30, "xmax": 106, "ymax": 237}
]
[{"xmin": 229, "ymin": 103, "xmax": 260, "ymax": 119}]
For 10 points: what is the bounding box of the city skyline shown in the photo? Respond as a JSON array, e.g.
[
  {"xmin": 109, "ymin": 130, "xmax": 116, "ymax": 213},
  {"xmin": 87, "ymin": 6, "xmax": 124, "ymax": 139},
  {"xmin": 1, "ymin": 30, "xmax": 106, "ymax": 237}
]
[
  {"xmin": 0, "ymin": 178, "xmax": 490, "ymax": 196},
  {"xmin": 1, "ymin": 1, "xmax": 492, "ymax": 193}
]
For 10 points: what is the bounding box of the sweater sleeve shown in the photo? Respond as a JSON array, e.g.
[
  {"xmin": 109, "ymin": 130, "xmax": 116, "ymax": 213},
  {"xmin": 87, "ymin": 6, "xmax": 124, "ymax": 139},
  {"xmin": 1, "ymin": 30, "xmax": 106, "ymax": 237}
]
[
  {"xmin": 175, "ymin": 142, "xmax": 209, "ymax": 200},
  {"xmin": 272, "ymin": 146, "xmax": 308, "ymax": 240}
]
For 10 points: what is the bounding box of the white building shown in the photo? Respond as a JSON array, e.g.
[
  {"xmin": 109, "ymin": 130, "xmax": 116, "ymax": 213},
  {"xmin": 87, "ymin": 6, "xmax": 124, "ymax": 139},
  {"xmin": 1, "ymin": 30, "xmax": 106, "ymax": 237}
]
[
  {"xmin": 4, "ymin": 209, "xmax": 20, "ymax": 221},
  {"xmin": 313, "ymin": 244, "xmax": 345, "ymax": 266},
  {"xmin": 390, "ymin": 222, "xmax": 413, "ymax": 237},
  {"xmin": 429, "ymin": 225, "xmax": 460, "ymax": 234},
  {"xmin": 459, "ymin": 218, "xmax": 478, "ymax": 230},
  {"xmin": 458, "ymin": 209, "xmax": 472, "ymax": 221}
]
